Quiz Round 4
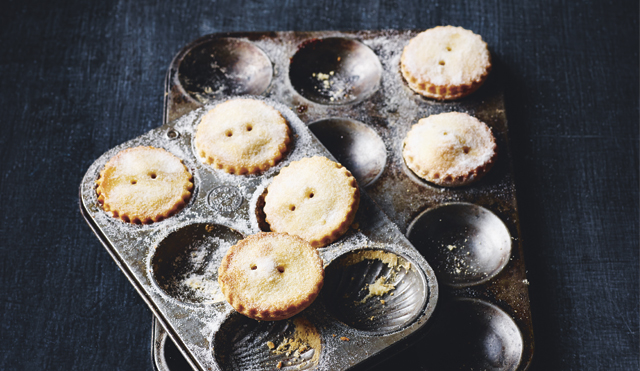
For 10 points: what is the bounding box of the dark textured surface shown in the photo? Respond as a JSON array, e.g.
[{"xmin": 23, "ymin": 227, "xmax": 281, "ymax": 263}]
[{"xmin": 0, "ymin": 0, "xmax": 637, "ymax": 370}]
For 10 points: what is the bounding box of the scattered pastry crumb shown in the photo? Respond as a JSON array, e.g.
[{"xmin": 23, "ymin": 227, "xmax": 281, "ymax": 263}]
[
  {"xmin": 341, "ymin": 250, "xmax": 411, "ymax": 272},
  {"xmin": 449, "ymin": 251, "xmax": 481, "ymax": 276},
  {"xmin": 341, "ymin": 250, "xmax": 415, "ymax": 305},
  {"xmin": 311, "ymin": 70, "xmax": 351, "ymax": 101},
  {"xmin": 359, "ymin": 276, "xmax": 395, "ymax": 303},
  {"xmin": 271, "ymin": 318, "xmax": 321, "ymax": 366},
  {"xmin": 340, "ymin": 337, "xmax": 350, "ymax": 341}
]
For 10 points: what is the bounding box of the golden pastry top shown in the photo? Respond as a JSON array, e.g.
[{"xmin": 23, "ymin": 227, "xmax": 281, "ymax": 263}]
[
  {"xmin": 400, "ymin": 26, "xmax": 491, "ymax": 100},
  {"xmin": 96, "ymin": 146, "xmax": 193, "ymax": 224},
  {"xmin": 403, "ymin": 112, "xmax": 496, "ymax": 187},
  {"xmin": 195, "ymin": 98, "xmax": 291, "ymax": 174},
  {"xmin": 264, "ymin": 156, "xmax": 360, "ymax": 247},
  {"xmin": 218, "ymin": 232, "xmax": 324, "ymax": 321}
]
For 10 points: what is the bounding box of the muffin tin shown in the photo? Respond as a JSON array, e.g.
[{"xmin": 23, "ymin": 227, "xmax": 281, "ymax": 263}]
[
  {"xmin": 80, "ymin": 29, "xmax": 535, "ymax": 370},
  {"xmin": 80, "ymin": 95, "xmax": 439, "ymax": 369}
]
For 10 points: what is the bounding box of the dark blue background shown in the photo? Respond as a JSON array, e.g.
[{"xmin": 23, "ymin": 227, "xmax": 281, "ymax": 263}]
[{"xmin": 0, "ymin": 0, "xmax": 637, "ymax": 370}]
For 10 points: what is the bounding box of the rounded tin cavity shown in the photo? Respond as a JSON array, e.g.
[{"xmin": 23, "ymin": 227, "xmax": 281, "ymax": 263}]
[
  {"xmin": 155, "ymin": 328, "xmax": 193, "ymax": 371},
  {"xmin": 289, "ymin": 37, "xmax": 382, "ymax": 105},
  {"xmin": 407, "ymin": 203, "xmax": 511, "ymax": 287},
  {"xmin": 214, "ymin": 314, "xmax": 322, "ymax": 371},
  {"xmin": 151, "ymin": 223, "xmax": 243, "ymax": 304},
  {"xmin": 321, "ymin": 249, "xmax": 427, "ymax": 334},
  {"xmin": 177, "ymin": 38, "xmax": 272, "ymax": 102},
  {"xmin": 424, "ymin": 298, "xmax": 523, "ymax": 371},
  {"xmin": 309, "ymin": 118, "xmax": 386, "ymax": 187}
]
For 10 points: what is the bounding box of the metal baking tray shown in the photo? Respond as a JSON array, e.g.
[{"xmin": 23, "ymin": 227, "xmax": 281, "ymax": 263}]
[
  {"xmin": 149, "ymin": 29, "xmax": 534, "ymax": 371},
  {"xmin": 80, "ymin": 53, "xmax": 442, "ymax": 371}
]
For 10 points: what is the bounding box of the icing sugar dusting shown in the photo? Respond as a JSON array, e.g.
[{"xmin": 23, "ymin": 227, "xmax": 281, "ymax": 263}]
[{"xmin": 401, "ymin": 26, "xmax": 491, "ymax": 86}]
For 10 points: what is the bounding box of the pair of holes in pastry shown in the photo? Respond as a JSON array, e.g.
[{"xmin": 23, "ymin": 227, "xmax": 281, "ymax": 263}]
[
  {"xmin": 406, "ymin": 203, "xmax": 512, "ymax": 288},
  {"xmin": 175, "ymin": 37, "xmax": 383, "ymax": 106},
  {"xmin": 439, "ymin": 131, "xmax": 471, "ymax": 153},
  {"xmin": 287, "ymin": 190, "xmax": 315, "ymax": 212},
  {"xmin": 250, "ymin": 263, "xmax": 285, "ymax": 273},
  {"xmin": 439, "ymin": 46, "xmax": 453, "ymax": 65},
  {"xmin": 254, "ymin": 188, "xmax": 312, "ymax": 232},
  {"xmin": 129, "ymin": 172, "xmax": 157, "ymax": 185},
  {"xmin": 225, "ymin": 125, "xmax": 252, "ymax": 137},
  {"xmin": 150, "ymin": 223, "xmax": 244, "ymax": 305}
]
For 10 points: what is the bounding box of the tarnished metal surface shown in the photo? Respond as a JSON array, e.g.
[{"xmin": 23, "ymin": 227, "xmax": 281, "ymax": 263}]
[
  {"xmin": 79, "ymin": 30, "xmax": 449, "ymax": 369},
  {"xmin": 156, "ymin": 30, "xmax": 534, "ymax": 371}
]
